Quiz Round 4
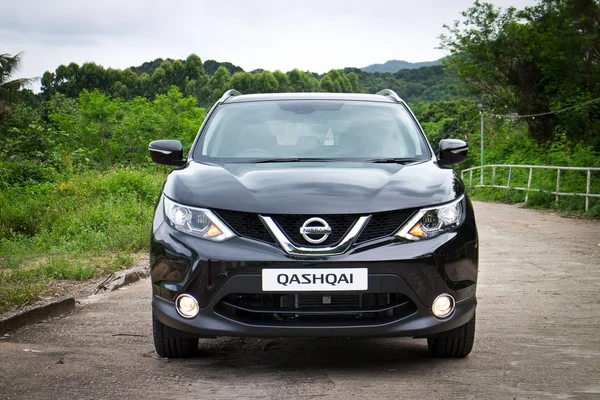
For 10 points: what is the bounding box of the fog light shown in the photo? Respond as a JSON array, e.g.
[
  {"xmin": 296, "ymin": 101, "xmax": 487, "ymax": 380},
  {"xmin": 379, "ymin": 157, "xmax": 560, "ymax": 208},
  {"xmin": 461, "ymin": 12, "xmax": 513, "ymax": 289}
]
[
  {"xmin": 432, "ymin": 293, "xmax": 455, "ymax": 319},
  {"xmin": 176, "ymin": 294, "xmax": 199, "ymax": 318}
]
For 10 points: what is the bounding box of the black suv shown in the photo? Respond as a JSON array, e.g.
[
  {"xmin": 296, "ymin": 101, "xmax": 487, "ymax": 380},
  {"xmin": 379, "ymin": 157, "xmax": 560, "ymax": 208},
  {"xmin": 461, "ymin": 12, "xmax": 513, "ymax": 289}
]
[{"xmin": 149, "ymin": 89, "xmax": 478, "ymax": 359}]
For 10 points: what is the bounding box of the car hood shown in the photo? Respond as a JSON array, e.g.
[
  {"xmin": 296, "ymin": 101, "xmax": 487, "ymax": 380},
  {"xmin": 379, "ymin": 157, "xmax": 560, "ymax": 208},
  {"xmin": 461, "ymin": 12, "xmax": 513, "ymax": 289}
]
[{"xmin": 162, "ymin": 160, "xmax": 464, "ymax": 214}]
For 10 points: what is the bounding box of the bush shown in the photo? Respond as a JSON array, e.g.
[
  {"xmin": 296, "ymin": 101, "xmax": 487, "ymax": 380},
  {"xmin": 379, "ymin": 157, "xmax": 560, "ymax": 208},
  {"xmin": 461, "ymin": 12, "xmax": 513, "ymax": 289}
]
[
  {"xmin": 0, "ymin": 168, "xmax": 164, "ymax": 312},
  {"xmin": 0, "ymin": 169, "xmax": 164, "ymax": 254},
  {"xmin": 460, "ymin": 119, "xmax": 600, "ymax": 215},
  {"xmin": 0, "ymin": 160, "xmax": 58, "ymax": 187}
]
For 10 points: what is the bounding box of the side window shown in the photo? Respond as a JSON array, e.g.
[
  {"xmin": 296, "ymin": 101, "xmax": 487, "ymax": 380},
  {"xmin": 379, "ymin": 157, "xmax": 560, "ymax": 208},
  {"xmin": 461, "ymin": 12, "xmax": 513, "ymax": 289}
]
[
  {"xmin": 396, "ymin": 120, "xmax": 421, "ymax": 157},
  {"xmin": 201, "ymin": 111, "xmax": 225, "ymax": 155}
]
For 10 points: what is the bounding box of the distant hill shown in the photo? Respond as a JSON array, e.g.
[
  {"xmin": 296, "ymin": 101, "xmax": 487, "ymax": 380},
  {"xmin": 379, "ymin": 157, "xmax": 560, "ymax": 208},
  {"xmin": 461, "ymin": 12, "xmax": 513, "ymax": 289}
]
[
  {"xmin": 362, "ymin": 59, "xmax": 442, "ymax": 73},
  {"xmin": 129, "ymin": 57, "xmax": 440, "ymax": 77},
  {"xmin": 203, "ymin": 60, "xmax": 244, "ymax": 76},
  {"xmin": 129, "ymin": 58, "xmax": 175, "ymax": 76},
  {"xmin": 41, "ymin": 55, "xmax": 457, "ymax": 105},
  {"xmin": 343, "ymin": 64, "xmax": 459, "ymax": 103}
]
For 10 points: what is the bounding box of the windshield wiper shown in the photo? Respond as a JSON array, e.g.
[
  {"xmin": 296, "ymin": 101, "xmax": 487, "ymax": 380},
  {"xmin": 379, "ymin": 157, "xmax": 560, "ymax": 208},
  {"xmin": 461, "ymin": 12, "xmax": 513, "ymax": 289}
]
[
  {"xmin": 366, "ymin": 158, "xmax": 421, "ymax": 164},
  {"xmin": 249, "ymin": 158, "xmax": 339, "ymax": 164},
  {"xmin": 248, "ymin": 157, "xmax": 422, "ymax": 164}
]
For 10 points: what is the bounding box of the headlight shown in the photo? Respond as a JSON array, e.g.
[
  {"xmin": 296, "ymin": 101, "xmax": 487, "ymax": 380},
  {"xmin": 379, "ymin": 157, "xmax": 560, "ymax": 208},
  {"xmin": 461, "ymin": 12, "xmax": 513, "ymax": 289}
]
[
  {"xmin": 396, "ymin": 195, "xmax": 466, "ymax": 241},
  {"xmin": 163, "ymin": 196, "xmax": 235, "ymax": 242}
]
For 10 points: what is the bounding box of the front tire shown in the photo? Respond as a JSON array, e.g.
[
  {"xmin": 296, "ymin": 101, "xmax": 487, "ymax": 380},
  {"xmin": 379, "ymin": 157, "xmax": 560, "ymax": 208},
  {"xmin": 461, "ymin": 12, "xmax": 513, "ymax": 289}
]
[
  {"xmin": 152, "ymin": 311, "xmax": 198, "ymax": 358},
  {"xmin": 427, "ymin": 313, "xmax": 475, "ymax": 358}
]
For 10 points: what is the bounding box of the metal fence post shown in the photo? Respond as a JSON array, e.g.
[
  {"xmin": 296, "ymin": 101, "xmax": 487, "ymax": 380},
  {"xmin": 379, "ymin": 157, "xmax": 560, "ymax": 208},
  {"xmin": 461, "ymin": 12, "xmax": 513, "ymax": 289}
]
[
  {"xmin": 556, "ymin": 169, "xmax": 561, "ymax": 205},
  {"xmin": 480, "ymin": 110, "xmax": 484, "ymax": 168},
  {"xmin": 492, "ymin": 167, "xmax": 497, "ymax": 186},
  {"xmin": 480, "ymin": 166, "xmax": 484, "ymax": 186},
  {"xmin": 507, "ymin": 166, "xmax": 512, "ymax": 188},
  {"xmin": 470, "ymin": 169, "xmax": 473, "ymax": 186},
  {"xmin": 525, "ymin": 167, "xmax": 533, "ymax": 203},
  {"xmin": 586, "ymin": 169, "xmax": 591, "ymax": 212}
]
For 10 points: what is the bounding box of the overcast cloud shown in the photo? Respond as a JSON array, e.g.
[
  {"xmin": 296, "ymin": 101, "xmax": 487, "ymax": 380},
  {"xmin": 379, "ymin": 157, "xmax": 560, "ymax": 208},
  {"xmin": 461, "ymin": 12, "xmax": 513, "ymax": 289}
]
[{"xmin": 2, "ymin": 0, "xmax": 538, "ymax": 88}]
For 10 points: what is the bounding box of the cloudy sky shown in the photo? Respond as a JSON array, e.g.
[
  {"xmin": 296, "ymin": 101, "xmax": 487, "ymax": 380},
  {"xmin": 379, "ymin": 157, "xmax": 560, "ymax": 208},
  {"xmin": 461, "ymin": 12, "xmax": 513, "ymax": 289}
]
[{"xmin": 3, "ymin": 0, "xmax": 537, "ymax": 88}]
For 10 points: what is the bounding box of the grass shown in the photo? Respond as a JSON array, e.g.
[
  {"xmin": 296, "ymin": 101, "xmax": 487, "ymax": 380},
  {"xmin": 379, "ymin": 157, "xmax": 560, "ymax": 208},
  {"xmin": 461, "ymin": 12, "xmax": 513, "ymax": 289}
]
[
  {"xmin": 0, "ymin": 168, "xmax": 165, "ymax": 313},
  {"xmin": 0, "ymin": 252, "xmax": 139, "ymax": 312}
]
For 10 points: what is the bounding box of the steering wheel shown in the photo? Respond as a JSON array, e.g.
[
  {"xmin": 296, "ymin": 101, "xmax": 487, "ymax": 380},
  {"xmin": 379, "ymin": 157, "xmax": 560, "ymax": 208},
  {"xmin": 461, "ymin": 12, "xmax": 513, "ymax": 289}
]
[{"xmin": 235, "ymin": 148, "xmax": 275, "ymax": 157}]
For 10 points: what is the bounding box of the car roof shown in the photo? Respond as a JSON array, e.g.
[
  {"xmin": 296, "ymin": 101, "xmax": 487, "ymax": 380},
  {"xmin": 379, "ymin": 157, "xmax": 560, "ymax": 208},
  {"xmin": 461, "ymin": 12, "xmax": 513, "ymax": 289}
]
[{"xmin": 223, "ymin": 92, "xmax": 401, "ymax": 104}]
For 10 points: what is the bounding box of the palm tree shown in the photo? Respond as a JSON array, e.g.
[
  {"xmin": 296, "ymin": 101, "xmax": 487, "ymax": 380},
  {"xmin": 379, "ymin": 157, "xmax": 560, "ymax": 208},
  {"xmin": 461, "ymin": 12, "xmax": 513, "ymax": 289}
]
[{"xmin": 0, "ymin": 52, "xmax": 36, "ymax": 118}]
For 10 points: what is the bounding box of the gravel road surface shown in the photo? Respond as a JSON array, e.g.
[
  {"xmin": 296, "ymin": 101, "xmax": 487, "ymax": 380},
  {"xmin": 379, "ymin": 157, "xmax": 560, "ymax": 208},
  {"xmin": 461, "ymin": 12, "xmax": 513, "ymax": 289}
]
[{"xmin": 1, "ymin": 202, "xmax": 599, "ymax": 399}]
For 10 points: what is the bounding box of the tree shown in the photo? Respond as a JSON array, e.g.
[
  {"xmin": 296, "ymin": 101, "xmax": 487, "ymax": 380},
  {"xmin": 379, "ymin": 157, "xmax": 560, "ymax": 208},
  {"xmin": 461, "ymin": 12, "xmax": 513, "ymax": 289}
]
[
  {"xmin": 151, "ymin": 66, "xmax": 168, "ymax": 95},
  {"xmin": 320, "ymin": 75, "xmax": 335, "ymax": 92},
  {"xmin": 185, "ymin": 54, "xmax": 204, "ymax": 80},
  {"xmin": 347, "ymin": 72, "xmax": 359, "ymax": 93},
  {"xmin": 78, "ymin": 62, "xmax": 108, "ymax": 94},
  {"xmin": 139, "ymin": 73, "xmax": 152, "ymax": 98},
  {"xmin": 253, "ymin": 71, "xmax": 278, "ymax": 93},
  {"xmin": 41, "ymin": 71, "xmax": 56, "ymax": 98},
  {"xmin": 229, "ymin": 72, "xmax": 255, "ymax": 94},
  {"xmin": 184, "ymin": 54, "xmax": 207, "ymax": 102},
  {"xmin": 111, "ymin": 81, "xmax": 130, "ymax": 99},
  {"xmin": 273, "ymin": 70, "xmax": 291, "ymax": 92},
  {"xmin": 439, "ymin": 0, "xmax": 600, "ymax": 144},
  {"xmin": 171, "ymin": 60, "xmax": 186, "ymax": 91},
  {"xmin": 208, "ymin": 66, "xmax": 231, "ymax": 101},
  {"xmin": 0, "ymin": 52, "xmax": 36, "ymax": 118},
  {"xmin": 320, "ymin": 70, "xmax": 354, "ymax": 93},
  {"xmin": 288, "ymin": 69, "xmax": 320, "ymax": 92}
]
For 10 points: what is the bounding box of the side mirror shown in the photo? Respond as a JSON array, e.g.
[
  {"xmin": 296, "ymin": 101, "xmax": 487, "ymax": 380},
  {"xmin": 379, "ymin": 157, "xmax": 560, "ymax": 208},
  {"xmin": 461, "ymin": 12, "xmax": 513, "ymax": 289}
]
[
  {"xmin": 148, "ymin": 140, "xmax": 186, "ymax": 166},
  {"xmin": 438, "ymin": 139, "xmax": 468, "ymax": 167}
]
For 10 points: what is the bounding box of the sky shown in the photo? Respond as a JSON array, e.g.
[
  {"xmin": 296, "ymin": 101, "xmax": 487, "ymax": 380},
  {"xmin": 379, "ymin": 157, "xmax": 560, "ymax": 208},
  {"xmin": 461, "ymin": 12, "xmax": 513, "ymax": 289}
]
[{"xmin": 2, "ymin": 0, "xmax": 538, "ymax": 89}]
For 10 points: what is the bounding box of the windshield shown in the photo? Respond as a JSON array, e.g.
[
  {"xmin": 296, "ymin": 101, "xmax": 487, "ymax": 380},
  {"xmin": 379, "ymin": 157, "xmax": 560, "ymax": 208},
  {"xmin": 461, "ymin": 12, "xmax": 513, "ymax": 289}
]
[{"xmin": 193, "ymin": 100, "xmax": 431, "ymax": 162}]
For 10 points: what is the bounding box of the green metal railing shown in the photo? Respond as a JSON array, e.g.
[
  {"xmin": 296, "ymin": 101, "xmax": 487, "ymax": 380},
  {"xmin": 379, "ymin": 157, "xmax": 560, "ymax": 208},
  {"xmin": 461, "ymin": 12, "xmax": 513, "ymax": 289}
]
[{"xmin": 461, "ymin": 164, "xmax": 600, "ymax": 211}]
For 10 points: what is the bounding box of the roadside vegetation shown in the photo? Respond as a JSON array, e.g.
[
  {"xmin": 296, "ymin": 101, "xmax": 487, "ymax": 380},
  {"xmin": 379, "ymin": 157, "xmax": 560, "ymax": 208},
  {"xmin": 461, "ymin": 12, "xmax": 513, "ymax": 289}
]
[
  {"xmin": 1, "ymin": 0, "xmax": 598, "ymax": 312},
  {"xmin": 0, "ymin": 88, "xmax": 202, "ymax": 312},
  {"xmin": 0, "ymin": 169, "xmax": 164, "ymax": 312},
  {"xmin": 414, "ymin": 100, "xmax": 600, "ymax": 215}
]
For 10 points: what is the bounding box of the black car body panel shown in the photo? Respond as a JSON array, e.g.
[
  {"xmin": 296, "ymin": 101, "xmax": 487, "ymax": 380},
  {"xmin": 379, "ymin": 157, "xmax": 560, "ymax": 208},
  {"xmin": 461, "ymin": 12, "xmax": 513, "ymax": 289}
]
[
  {"xmin": 162, "ymin": 161, "xmax": 464, "ymax": 214},
  {"xmin": 149, "ymin": 91, "xmax": 478, "ymax": 341},
  {"xmin": 150, "ymin": 193, "xmax": 478, "ymax": 337}
]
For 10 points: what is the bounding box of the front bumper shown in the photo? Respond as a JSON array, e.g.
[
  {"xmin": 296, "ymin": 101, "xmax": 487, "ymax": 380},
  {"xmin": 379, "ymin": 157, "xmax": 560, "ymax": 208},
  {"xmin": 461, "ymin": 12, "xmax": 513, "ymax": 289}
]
[
  {"xmin": 150, "ymin": 202, "xmax": 478, "ymax": 338},
  {"xmin": 153, "ymin": 275, "xmax": 476, "ymax": 338}
]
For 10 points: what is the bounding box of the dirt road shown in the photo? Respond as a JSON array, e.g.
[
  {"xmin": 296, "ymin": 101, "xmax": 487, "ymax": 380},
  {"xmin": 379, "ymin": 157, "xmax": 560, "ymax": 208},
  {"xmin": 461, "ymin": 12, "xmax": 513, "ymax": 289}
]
[{"xmin": 1, "ymin": 202, "xmax": 599, "ymax": 399}]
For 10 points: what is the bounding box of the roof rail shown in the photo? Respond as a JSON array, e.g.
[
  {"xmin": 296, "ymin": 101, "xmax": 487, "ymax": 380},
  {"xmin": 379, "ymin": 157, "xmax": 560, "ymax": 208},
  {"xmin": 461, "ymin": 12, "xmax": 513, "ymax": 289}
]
[
  {"xmin": 219, "ymin": 89, "xmax": 242, "ymax": 103},
  {"xmin": 376, "ymin": 89, "xmax": 403, "ymax": 103}
]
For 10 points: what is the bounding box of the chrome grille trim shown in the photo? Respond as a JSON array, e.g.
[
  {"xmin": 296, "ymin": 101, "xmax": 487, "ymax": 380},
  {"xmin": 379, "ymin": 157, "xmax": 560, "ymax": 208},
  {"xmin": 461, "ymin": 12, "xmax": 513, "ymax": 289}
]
[{"xmin": 259, "ymin": 215, "xmax": 370, "ymax": 256}]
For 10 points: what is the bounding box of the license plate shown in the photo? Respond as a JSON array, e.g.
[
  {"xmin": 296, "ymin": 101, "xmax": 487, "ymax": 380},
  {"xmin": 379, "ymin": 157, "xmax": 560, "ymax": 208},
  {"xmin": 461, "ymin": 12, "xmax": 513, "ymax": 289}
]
[{"xmin": 262, "ymin": 268, "xmax": 368, "ymax": 291}]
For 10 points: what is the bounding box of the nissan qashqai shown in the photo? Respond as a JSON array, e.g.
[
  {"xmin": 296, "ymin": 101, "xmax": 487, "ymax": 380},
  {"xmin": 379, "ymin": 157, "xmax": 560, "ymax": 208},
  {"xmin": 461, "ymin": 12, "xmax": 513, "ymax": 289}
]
[{"xmin": 148, "ymin": 89, "xmax": 478, "ymax": 359}]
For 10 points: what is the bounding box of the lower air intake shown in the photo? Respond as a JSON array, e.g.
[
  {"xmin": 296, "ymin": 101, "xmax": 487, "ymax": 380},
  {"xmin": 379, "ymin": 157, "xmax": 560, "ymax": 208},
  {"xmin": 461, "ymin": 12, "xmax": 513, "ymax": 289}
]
[{"xmin": 215, "ymin": 292, "xmax": 417, "ymax": 326}]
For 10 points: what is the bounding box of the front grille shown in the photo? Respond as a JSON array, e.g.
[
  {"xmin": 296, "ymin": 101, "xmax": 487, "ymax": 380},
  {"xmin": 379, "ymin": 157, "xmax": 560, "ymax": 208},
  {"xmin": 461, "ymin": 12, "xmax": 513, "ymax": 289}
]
[
  {"xmin": 271, "ymin": 214, "xmax": 357, "ymax": 247},
  {"xmin": 215, "ymin": 292, "xmax": 417, "ymax": 326},
  {"xmin": 213, "ymin": 209, "xmax": 275, "ymax": 244},
  {"xmin": 357, "ymin": 209, "xmax": 417, "ymax": 243},
  {"xmin": 214, "ymin": 208, "xmax": 417, "ymax": 247}
]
